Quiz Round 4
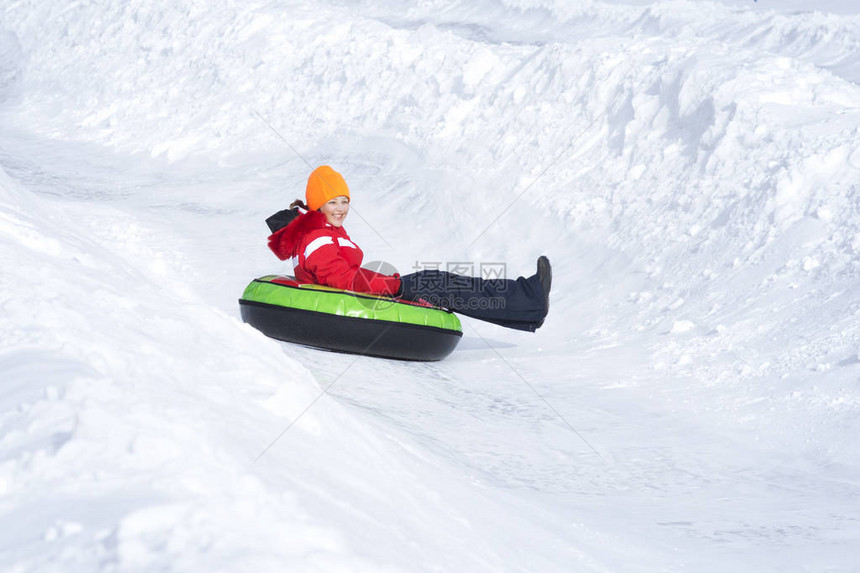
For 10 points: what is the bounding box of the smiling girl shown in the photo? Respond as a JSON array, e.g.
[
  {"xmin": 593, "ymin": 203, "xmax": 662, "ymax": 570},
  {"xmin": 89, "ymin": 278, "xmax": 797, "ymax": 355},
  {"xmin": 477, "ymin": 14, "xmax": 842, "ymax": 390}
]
[{"xmin": 267, "ymin": 165, "xmax": 551, "ymax": 332}]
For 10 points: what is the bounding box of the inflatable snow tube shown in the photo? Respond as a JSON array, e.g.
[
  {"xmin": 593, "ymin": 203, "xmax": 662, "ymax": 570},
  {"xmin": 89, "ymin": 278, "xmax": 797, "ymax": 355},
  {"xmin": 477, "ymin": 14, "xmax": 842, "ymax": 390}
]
[{"xmin": 239, "ymin": 275, "xmax": 463, "ymax": 361}]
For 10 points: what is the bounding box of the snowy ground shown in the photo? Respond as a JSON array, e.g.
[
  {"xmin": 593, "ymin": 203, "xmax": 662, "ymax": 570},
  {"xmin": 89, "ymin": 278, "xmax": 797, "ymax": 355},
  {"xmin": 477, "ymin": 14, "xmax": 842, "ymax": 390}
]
[{"xmin": 2, "ymin": 0, "xmax": 860, "ymax": 571}]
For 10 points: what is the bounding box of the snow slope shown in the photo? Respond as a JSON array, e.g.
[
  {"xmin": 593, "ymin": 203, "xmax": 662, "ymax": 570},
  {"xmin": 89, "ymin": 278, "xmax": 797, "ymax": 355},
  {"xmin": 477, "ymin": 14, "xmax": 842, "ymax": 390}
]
[{"xmin": 2, "ymin": 0, "xmax": 860, "ymax": 571}]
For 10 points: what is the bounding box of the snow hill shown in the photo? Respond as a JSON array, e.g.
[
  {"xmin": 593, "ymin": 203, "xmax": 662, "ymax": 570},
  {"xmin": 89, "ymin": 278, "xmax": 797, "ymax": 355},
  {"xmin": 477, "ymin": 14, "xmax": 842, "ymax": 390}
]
[{"xmin": 2, "ymin": 0, "xmax": 860, "ymax": 571}]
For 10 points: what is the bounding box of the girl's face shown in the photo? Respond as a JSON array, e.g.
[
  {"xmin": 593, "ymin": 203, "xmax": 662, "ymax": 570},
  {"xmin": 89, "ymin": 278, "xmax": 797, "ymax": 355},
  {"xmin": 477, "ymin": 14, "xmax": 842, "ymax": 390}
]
[{"xmin": 320, "ymin": 196, "xmax": 349, "ymax": 227}]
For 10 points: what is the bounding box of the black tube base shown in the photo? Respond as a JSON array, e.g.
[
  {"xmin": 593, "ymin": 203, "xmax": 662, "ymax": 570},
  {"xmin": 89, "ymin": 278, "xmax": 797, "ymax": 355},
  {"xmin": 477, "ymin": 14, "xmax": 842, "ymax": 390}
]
[{"xmin": 239, "ymin": 300, "xmax": 462, "ymax": 361}]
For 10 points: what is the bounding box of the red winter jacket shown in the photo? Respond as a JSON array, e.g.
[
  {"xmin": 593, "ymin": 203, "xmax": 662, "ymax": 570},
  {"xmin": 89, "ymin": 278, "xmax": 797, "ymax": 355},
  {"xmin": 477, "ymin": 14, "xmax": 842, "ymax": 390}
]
[{"xmin": 267, "ymin": 209, "xmax": 401, "ymax": 296}]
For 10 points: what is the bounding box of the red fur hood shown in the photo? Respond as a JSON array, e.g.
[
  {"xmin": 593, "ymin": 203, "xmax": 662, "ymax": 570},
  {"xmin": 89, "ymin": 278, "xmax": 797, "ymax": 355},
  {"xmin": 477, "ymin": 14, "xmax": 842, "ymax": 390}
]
[{"xmin": 267, "ymin": 209, "xmax": 329, "ymax": 260}]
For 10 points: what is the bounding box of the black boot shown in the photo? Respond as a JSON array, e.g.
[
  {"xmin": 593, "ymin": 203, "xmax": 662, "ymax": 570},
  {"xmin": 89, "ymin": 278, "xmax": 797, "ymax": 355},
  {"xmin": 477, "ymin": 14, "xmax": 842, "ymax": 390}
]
[{"xmin": 534, "ymin": 256, "xmax": 551, "ymax": 329}]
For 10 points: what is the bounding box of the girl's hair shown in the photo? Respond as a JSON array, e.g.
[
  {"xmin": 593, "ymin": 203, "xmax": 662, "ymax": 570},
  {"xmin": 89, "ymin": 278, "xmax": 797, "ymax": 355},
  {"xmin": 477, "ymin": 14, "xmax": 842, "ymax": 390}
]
[{"xmin": 290, "ymin": 199, "xmax": 309, "ymax": 210}]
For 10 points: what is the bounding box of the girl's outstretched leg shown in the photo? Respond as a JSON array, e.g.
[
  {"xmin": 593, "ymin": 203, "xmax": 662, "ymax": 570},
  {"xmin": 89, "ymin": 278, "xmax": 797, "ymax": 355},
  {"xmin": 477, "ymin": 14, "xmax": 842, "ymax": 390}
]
[{"xmin": 399, "ymin": 257, "xmax": 551, "ymax": 332}]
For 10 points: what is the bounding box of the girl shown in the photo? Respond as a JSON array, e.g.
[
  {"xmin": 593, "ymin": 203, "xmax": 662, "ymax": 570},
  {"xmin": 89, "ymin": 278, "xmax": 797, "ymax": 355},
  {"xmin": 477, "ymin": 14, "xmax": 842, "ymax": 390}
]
[{"xmin": 267, "ymin": 166, "xmax": 551, "ymax": 332}]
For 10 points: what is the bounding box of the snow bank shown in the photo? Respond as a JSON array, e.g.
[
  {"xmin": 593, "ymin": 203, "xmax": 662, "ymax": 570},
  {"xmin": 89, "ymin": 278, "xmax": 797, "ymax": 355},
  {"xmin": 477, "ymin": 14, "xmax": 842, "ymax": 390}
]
[
  {"xmin": 0, "ymin": 160, "xmax": 337, "ymax": 569},
  {"xmin": 0, "ymin": 28, "xmax": 20, "ymax": 105}
]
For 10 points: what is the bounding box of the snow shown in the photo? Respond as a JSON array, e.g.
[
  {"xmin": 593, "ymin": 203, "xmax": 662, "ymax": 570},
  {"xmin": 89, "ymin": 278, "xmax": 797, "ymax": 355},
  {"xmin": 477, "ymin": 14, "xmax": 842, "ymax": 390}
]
[{"xmin": 2, "ymin": 0, "xmax": 860, "ymax": 571}]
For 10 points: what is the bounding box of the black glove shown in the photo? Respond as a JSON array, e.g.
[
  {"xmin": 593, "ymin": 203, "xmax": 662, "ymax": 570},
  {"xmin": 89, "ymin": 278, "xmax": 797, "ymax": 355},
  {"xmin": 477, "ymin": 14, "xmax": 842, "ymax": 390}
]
[{"xmin": 265, "ymin": 208, "xmax": 300, "ymax": 233}]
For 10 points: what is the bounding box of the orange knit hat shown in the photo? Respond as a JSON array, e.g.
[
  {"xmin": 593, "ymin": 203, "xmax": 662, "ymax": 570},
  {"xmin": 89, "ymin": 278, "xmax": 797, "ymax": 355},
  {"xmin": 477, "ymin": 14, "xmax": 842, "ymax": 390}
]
[{"xmin": 305, "ymin": 165, "xmax": 350, "ymax": 211}]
